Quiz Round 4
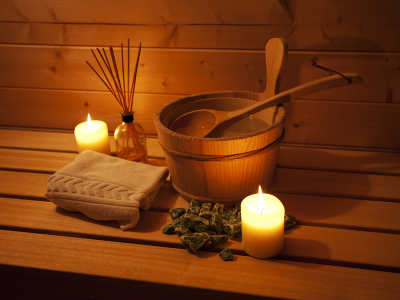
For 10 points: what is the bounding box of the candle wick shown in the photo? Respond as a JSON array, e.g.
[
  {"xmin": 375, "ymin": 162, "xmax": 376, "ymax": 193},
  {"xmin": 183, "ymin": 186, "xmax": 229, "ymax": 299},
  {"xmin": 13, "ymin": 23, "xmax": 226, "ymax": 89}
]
[{"xmin": 260, "ymin": 208, "xmax": 264, "ymax": 215}]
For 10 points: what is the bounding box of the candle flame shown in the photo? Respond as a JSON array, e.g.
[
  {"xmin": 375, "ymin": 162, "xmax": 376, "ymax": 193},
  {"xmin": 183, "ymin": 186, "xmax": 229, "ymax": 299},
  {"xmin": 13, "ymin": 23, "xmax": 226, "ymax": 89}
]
[
  {"xmin": 87, "ymin": 113, "xmax": 93, "ymax": 132},
  {"xmin": 258, "ymin": 185, "xmax": 264, "ymax": 215}
]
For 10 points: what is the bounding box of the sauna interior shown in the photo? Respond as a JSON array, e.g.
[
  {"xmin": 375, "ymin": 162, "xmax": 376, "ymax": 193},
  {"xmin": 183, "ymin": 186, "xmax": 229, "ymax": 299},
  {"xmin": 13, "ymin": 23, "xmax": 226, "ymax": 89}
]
[{"xmin": 0, "ymin": 1, "xmax": 399, "ymax": 299}]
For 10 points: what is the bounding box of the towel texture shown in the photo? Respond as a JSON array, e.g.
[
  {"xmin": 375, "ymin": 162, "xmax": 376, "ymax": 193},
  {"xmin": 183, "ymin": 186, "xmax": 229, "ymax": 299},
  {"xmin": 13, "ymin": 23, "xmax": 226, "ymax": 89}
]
[{"xmin": 45, "ymin": 150, "xmax": 169, "ymax": 230}]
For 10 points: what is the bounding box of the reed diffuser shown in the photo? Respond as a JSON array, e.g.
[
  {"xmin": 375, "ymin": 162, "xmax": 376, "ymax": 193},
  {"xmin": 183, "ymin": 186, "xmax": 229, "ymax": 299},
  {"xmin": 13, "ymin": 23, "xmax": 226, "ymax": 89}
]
[{"xmin": 86, "ymin": 41, "xmax": 148, "ymax": 163}]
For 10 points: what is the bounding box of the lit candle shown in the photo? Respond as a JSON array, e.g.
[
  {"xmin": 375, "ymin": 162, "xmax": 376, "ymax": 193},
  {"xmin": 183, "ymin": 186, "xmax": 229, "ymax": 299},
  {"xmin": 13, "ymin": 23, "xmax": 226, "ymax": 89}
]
[
  {"xmin": 74, "ymin": 113, "xmax": 111, "ymax": 155},
  {"xmin": 241, "ymin": 186, "xmax": 285, "ymax": 258}
]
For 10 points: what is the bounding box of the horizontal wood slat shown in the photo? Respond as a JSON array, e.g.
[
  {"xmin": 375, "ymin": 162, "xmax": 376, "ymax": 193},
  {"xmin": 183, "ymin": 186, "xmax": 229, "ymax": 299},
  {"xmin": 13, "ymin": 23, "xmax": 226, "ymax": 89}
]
[
  {"xmin": 152, "ymin": 184, "xmax": 400, "ymax": 234},
  {"xmin": 0, "ymin": 148, "xmax": 77, "ymax": 173},
  {"xmin": 0, "ymin": 148, "xmax": 167, "ymax": 173},
  {"xmin": 0, "ymin": 162, "xmax": 399, "ymax": 233},
  {"xmin": 0, "ymin": 197, "xmax": 399, "ymax": 271},
  {"xmin": 0, "ymin": 129, "xmax": 164, "ymax": 157},
  {"xmin": 1, "ymin": 21, "xmax": 400, "ymax": 52},
  {"xmin": 1, "ymin": 229, "xmax": 399, "ymax": 300},
  {"xmin": 0, "ymin": 45, "xmax": 398, "ymax": 103},
  {"xmin": 1, "ymin": 0, "xmax": 399, "ymax": 30},
  {"xmin": 273, "ymin": 192, "xmax": 400, "ymax": 233},
  {"xmin": 1, "ymin": 1, "xmax": 399, "ymax": 297},
  {"xmin": 283, "ymin": 100, "xmax": 400, "ymax": 150},
  {"xmin": 278, "ymin": 145, "xmax": 400, "ymax": 176},
  {"xmin": 1, "ymin": 88, "xmax": 400, "ymax": 150},
  {"xmin": 0, "ymin": 0, "xmax": 289, "ymax": 25},
  {"xmin": 271, "ymin": 168, "xmax": 400, "ymax": 202},
  {"xmin": 1, "ymin": 142, "xmax": 400, "ymax": 176},
  {"xmin": 1, "ymin": 162, "xmax": 399, "ymax": 215},
  {"xmin": 2, "ymin": 128, "xmax": 400, "ymax": 176},
  {"xmin": 0, "ymin": 87, "xmax": 179, "ymax": 135},
  {"xmin": 1, "ymin": 145, "xmax": 399, "ymax": 233}
]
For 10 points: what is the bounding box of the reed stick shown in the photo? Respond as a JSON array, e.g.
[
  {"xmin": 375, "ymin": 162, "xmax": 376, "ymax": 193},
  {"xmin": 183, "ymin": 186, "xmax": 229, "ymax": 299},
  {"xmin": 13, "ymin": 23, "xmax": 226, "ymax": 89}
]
[
  {"xmin": 129, "ymin": 43, "xmax": 141, "ymax": 112},
  {"xmin": 99, "ymin": 48, "xmax": 126, "ymax": 111},
  {"xmin": 127, "ymin": 39, "xmax": 130, "ymax": 110},
  {"xmin": 87, "ymin": 40, "xmax": 147, "ymax": 162}
]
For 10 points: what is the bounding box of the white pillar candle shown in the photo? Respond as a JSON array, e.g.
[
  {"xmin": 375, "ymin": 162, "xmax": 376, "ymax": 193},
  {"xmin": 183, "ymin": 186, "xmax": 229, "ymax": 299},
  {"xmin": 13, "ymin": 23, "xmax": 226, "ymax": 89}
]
[
  {"xmin": 74, "ymin": 114, "xmax": 111, "ymax": 155},
  {"xmin": 241, "ymin": 186, "xmax": 285, "ymax": 258}
]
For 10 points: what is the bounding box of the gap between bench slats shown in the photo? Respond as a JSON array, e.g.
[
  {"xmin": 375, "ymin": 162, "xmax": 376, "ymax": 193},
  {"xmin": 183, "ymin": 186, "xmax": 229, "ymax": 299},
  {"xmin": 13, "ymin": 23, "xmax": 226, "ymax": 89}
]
[
  {"xmin": 1, "ymin": 167, "xmax": 399, "ymax": 232},
  {"xmin": 1, "ymin": 129, "xmax": 399, "ymax": 176},
  {"xmin": 1, "ymin": 163, "xmax": 399, "ymax": 203},
  {"xmin": 0, "ymin": 197, "xmax": 398, "ymax": 273},
  {"xmin": 0, "ymin": 129, "xmax": 164, "ymax": 157},
  {"xmin": 155, "ymin": 185, "xmax": 400, "ymax": 234},
  {"xmin": 0, "ymin": 229, "xmax": 399, "ymax": 300}
]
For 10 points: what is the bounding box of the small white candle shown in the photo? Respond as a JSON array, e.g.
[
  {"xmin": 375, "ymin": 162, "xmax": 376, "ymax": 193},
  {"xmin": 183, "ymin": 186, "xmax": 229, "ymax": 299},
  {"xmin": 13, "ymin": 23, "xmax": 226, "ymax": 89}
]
[
  {"xmin": 241, "ymin": 186, "xmax": 285, "ymax": 258},
  {"xmin": 74, "ymin": 113, "xmax": 111, "ymax": 155}
]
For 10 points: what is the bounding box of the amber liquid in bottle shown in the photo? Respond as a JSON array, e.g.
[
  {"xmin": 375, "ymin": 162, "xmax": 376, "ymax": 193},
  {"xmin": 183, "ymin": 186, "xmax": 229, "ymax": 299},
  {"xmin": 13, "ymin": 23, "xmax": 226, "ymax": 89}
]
[{"xmin": 114, "ymin": 112, "xmax": 148, "ymax": 163}]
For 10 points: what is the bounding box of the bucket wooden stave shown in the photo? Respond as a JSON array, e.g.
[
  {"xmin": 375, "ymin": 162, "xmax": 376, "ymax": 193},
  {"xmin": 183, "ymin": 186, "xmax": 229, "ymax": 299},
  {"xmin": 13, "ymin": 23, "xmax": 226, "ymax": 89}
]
[{"xmin": 154, "ymin": 90, "xmax": 285, "ymax": 205}]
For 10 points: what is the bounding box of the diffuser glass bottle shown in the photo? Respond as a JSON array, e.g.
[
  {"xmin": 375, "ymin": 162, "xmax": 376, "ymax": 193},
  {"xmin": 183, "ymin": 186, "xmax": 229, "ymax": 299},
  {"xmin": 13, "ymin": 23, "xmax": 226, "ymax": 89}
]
[{"xmin": 114, "ymin": 112, "xmax": 148, "ymax": 163}]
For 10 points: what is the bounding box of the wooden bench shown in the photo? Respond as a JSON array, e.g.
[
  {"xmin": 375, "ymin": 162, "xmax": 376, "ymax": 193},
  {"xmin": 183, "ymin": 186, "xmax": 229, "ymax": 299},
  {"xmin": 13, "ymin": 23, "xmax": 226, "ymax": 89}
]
[
  {"xmin": 1, "ymin": 0, "xmax": 400, "ymax": 298},
  {"xmin": 0, "ymin": 127, "xmax": 399, "ymax": 299}
]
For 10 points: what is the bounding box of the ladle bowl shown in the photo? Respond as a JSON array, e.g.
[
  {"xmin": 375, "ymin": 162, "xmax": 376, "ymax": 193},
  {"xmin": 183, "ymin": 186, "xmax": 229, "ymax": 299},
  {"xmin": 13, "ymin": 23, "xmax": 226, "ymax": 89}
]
[{"xmin": 169, "ymin": 73, "xmax": 363, "ymax": 138}]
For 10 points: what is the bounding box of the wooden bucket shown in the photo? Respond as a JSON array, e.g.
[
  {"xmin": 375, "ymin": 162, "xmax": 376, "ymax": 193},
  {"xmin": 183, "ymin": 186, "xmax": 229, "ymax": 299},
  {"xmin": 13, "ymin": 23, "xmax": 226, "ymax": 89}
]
[{"xmin": 154, "ymin": 91, "xmax": 285, "ymax": 205}]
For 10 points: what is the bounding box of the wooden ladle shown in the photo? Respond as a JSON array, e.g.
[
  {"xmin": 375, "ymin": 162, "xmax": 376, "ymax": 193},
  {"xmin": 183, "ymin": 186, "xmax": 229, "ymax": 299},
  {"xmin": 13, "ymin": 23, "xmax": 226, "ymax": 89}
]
[
  {"xmin": 169, "ymin": 73, "xmax": 363, "ymax": 138},
  {"xmin": 169, "ymin": 37, "xmax": 288, "ymax": 138}
]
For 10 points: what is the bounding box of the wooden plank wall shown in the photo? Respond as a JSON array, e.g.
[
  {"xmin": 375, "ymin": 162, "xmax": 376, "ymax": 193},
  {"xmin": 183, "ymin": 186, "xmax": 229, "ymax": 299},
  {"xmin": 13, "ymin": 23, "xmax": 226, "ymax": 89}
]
[{"xmin": 0, "ymin": 0, "xmax": 399, "ymax": 152}]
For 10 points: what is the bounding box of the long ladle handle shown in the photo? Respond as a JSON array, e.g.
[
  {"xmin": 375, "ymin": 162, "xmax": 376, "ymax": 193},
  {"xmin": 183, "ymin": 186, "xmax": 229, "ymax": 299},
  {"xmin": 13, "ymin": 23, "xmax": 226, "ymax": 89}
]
[
  {"xmin": 206, "ymin": 73, "xmax": 363, "ymax": 137},
  {"xmin": 262, "ymin": 38, "xmax": 288, "ymax": 99}
]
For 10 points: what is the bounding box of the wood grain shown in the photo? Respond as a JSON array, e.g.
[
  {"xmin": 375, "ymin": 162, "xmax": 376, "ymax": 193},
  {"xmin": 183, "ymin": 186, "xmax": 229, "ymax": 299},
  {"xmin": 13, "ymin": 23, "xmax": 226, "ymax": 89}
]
[
  {"xmin": 0, "ymin": 128, "xmax": 164, "ymax": 157},
  {"xmin": 0, "ymin": 87, "xmax": 179, "ymax": 134},
  {"xmin": 2, "ymin": 21, "xmax": 400, "ymax": 52},
  {"xmin": 0, "ymin": 0, "xmax": 399, "ymax": 297},
  {"xmin": 1, "ymin": 229, "xmax": 399, "ymax": 300},
  {"xmin": 0, "ymin": 148, "xmax": 77, "ymax": 173},
  {"xmin": 1, "ymin": 165, "xmax": 399, "ymax": 234},
  {"xmin": 0, "ymin": 197, "xmax": 399, "ymax": 271},
  {"xmin": 2, "ymin": 88, "xmax": 400, "ymax": 151},
  {"xmin": 271, "ymin": 168, "xmax": 400, "ymax": 202},
  {"xmin": 1, "ymin": 161, "xmax": 399, "ymax": 205},
  {"xmin": 0, "ymin": 0, "xmax": 288, "ymax": 25},
  {"xmin": 272, "ymin": 192, "xmax": 400, "ymax": 233},
  {"xmin": 283, "ymin": 100, "xmax": 400, "ymax": 150},
  {"xmin": 1, "ymin": 129, "xmax": 399, "ymax": 175},
  {"xmin": 0, "ymin": 45, "xmax": 398, "ymax": 103},
  {"xmin": 277, "ymin": 145, "xmax": 400, "ymax": 176},
  {"xmin": 1, "ymin": 0, "xmax": 399, "ymax": 26},
  {"xmin": 152, "ymin": 184, "xmax": 400, "ymax": 233}
]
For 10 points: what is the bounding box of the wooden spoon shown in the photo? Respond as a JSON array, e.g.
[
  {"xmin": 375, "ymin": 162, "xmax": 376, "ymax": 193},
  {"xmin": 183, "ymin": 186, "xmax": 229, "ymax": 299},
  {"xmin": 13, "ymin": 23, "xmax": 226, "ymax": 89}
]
[
  {"xmin": 169, "ymin": 73, "xmax": 363, "ymax": 138},
  {"xmin": 168, "ymin": 37, "xmax": 288, "ymax": 138}
]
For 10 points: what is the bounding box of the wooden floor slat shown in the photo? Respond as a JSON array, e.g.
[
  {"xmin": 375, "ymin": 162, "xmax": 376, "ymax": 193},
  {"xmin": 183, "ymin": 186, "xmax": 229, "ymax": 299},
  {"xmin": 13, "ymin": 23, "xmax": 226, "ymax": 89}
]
[
  {"xmin": 1, "ymin": 229, "xmax": 399, "ymax": 300},
  {"xmin": 0, "ymin": 197, "xmax": 399, "ymax": 272}
]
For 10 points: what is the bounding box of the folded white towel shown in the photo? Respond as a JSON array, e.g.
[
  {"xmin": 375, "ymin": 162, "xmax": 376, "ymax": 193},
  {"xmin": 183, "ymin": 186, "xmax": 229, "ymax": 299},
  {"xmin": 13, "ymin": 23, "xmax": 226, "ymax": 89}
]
[{"xmin": 45, "ymin": 150, "xmax": 169, "ymax": 230}]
